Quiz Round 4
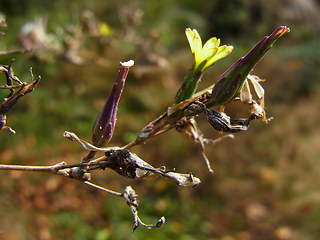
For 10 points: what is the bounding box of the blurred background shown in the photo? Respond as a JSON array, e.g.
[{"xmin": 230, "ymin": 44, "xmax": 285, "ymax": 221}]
[{"xmin": 0, "ymin": 0, "xmax": 320, "ymax": 239}]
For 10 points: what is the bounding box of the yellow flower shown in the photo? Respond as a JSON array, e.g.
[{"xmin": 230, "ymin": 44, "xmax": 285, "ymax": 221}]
[
  {"xmin": 98, "ymin": 22, "xmax": 113, "ymax": 36},
  {"xmin": 185, "ymin": 28, "xmax": 233, "ymax": 72},
  {"xmin": 175, "ymin": 28, "xmax": 233, "ymax": 103}
]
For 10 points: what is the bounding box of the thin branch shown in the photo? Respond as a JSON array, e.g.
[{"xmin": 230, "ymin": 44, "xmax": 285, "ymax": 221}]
[
  {"xmin": 0, "ymin": 164, "xmax": 52, "ymax": 172},
  {"xmin": 84, "ymin": 181, "xmax": 123, "ymax": 196}
]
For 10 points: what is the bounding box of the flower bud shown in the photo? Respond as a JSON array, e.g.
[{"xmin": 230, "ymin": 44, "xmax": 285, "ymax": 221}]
[{"xmin": 210, "ymin": 26, "xmax": 290, "ymax": 106}]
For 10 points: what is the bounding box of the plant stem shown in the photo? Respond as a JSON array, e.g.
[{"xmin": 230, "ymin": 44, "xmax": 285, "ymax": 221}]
[
  {"xmin": 84, "ymin": 181, "xmax": 123, "ymax": 196},
  {"xmin": 0, "ymin": 164, "xmax": 52, "ymax": 172}
]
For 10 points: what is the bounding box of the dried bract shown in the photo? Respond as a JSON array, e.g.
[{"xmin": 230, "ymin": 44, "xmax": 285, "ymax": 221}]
[
  {"xmin": 195, "ymin": 101, "xmax": 258, "ymax": 133},
  {"xmin": 64, "ymin": 131, "xmax": 201, "ymax": 187},
  {"xmin": 124, "ymin": 186, "xmax": 165, "ymax": 232},
  {"xmin": 0, "ymin": 62, "xmax": 40, "ymax": 134}
]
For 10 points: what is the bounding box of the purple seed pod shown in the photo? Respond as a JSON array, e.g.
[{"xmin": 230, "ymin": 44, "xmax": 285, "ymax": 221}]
[{"xmin": 92, "ymin": 60, "xmax": 134, "ymax": 147}]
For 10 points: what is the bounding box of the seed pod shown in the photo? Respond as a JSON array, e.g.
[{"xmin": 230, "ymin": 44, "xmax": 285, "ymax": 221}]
[{"xmin": 92, "ymin": 60, "xmax": 134, "ymax": 147}]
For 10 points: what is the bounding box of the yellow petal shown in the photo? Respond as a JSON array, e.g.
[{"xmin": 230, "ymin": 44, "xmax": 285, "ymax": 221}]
[
  {"xmin": 191, "ymin": 29, "xmax": 203, "ymax": 64},
  {"xmin": 202, "ymin": 37, "xmax": 220, "ymax": 60},
  {"xmin": 203, "ymin": 37, "xmax": 220, "ymax": 50},
  {"xmin": 185, "ymin": 28, "xmax": 195, "ymax": 53},
  {"xmin": 206, "ymin": 45, "xmax": 233, "ymax": 67}
]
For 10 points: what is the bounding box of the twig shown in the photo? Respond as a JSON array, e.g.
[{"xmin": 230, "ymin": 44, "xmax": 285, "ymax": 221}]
[
  {"xmin": 123, "ymin": 186, "xmax": 165, "ymax": 232},
  {"xmin": 84, "ymin": 181, "xmax": 123, "ymax": 196},
  {"xmin": 0, "ymin": 164, "xmax": 53, "ymax": 172},
  {"xmin": 0, "ymin": 161, "xmax": 165, "ymax": 231}
]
